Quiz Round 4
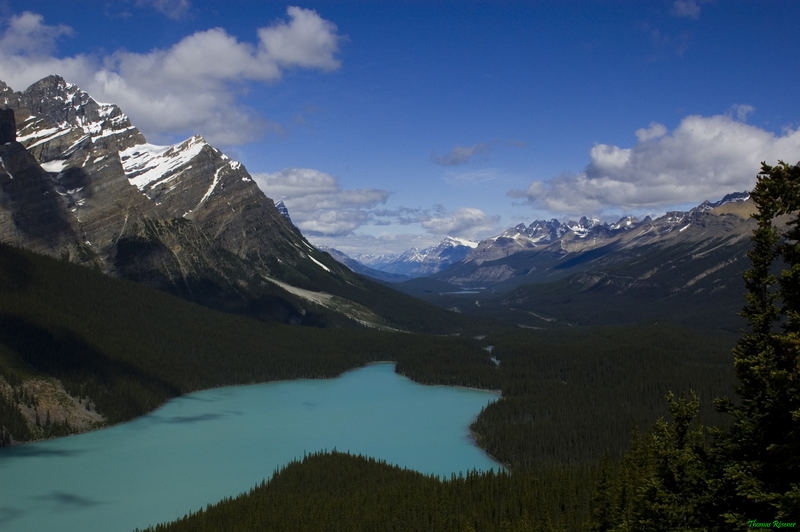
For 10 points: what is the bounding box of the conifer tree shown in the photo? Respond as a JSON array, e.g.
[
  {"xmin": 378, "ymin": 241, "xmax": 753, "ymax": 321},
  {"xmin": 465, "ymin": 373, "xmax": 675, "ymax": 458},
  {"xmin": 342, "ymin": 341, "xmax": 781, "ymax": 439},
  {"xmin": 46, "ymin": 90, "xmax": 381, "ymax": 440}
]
[
  {"xmin": 716, "ymin": 161, "xmax": 800, "ymax": 523},
  {"xmin": 590, "ymin": 162, "xmax": 800, "ymax": 531}
]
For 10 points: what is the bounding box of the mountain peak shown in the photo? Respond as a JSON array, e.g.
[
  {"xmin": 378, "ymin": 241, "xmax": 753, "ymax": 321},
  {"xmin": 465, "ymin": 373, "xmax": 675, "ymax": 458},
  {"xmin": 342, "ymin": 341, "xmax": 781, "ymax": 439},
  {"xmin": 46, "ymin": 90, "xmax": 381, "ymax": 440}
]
[
  {"xmin": 441, "ymin": 235, "xmax": 478, "ymax": 249},
  {"xmin": 24, "ymin": 74, "xmax": 69, "ymax": 93},
  {"xmin": 2, "ymin": 76, "xmax": 146, "ymax": 161},
  {"xmin": 275, "ymin": 200, "xmax": 294, "ymax": 225}
]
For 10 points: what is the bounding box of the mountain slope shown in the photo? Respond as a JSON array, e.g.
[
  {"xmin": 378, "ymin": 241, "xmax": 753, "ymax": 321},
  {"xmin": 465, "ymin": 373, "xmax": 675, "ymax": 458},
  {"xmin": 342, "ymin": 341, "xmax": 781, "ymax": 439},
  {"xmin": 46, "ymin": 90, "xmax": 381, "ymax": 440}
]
[{"xmin": 0, "ymin": 76, "xmax": 468, "ymax": 332}]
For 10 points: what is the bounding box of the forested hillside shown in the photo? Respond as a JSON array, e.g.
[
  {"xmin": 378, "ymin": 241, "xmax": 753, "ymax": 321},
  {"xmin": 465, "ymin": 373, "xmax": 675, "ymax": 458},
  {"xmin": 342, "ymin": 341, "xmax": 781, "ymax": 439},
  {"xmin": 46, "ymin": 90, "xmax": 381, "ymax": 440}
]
[
  {"xmin": 0, "ymin": 242, "xmax": 494, "ymax": 444},
  {"xmin": 141, "ymin": 452, "xmax": 590, "ymax": 532}
]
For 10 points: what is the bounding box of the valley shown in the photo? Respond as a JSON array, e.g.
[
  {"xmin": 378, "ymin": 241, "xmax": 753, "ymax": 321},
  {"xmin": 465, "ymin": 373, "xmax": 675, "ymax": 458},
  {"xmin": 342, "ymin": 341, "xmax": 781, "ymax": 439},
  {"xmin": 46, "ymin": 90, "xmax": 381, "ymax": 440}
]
[{"xmin": 0, "ymin": 69, "xmax": 795, "ymax": 532}]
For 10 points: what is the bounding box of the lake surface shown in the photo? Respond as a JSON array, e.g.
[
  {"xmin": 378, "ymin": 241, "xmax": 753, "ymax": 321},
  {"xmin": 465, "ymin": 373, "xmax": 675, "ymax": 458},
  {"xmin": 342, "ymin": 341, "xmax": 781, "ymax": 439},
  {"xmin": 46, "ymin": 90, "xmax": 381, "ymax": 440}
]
[{"xmin": 0, "ymin": 362, "xmax": 500, "ymax": 532}]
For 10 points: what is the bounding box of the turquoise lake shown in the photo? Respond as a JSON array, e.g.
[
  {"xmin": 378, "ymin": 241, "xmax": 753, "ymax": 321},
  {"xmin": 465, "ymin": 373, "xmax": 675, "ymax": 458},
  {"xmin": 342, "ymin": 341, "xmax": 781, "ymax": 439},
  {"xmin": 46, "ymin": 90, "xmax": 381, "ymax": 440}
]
[{"xmin": 0, "ymin": 362, "xmax": 501, "ymax": 531}]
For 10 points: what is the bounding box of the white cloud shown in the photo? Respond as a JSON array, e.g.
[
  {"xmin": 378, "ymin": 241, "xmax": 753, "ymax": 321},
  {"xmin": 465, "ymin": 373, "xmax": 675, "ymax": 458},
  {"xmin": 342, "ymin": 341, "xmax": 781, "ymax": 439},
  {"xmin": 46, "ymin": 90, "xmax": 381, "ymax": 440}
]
[
  {"xmin": 511, "ymin": 113, "xmax": 800, "ymax": 215},
  {"xmin": 254, "ymin": 168, "xmax": 388, "ymax": 237},
  {"xmin": 255, "ymin": 167, "xmax": 338, "ymax": 197},
  {"xmin": 420, "ymin": 207, "xmax": 499, "ymax": 238},
  {"xmin": 258, "ymin": 6, "xmax": 342, "ymax": 70},
  {"xmin": 0, "ymin": 11, "xmax": 73, "ymax": 56},
  {"xmin": 255, "ymin": 168, "xmax": 500, "ymax": 245},
  {"xmin": 635, "ymin": 122, "xmax": 667, "ymax": 142},
  {"xmin": 0, "ymin": 7, "xmax": 343, "ymax": 146}
]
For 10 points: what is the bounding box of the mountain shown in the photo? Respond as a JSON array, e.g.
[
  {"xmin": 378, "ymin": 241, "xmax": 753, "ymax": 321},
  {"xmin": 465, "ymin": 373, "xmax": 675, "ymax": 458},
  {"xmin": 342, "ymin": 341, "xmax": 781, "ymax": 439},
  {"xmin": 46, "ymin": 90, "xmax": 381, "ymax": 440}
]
[
  {"xmin": 431, "ymin": 192, "xmax": 752, "ymax": 289},
  {"xmin": 460, "ymin": 192, "xmax": 748, "ymax": 271},
  {"xmin": 320, "ymin": 247, "xmax": 412, "ymax": 283},
  {"xmin": 0, "ymin": 76, "xmax": 466, "ymax": 332},
  {"xmin": 397, "ymin": 193, "xmax": 755, "ymax": 329},
  {"xmin": 356, "ymin": 236, "xmax": 478, "ymax": 278}
]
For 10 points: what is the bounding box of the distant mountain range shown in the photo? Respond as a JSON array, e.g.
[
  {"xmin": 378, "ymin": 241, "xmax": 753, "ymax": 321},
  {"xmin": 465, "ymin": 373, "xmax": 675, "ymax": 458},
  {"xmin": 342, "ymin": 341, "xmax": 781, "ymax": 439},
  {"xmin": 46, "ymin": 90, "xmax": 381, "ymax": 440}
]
[
  {"xmin": 0, "ymin": 75, "xmax": 463, "ymax": 332},
  {"xmin": 325, "ymin": 236, "xmax": 479, "ymax": 280},
  {"xmin": 393, "ymin": 193, "xmax": 755, "ymax": 329},
  {"xmin": 319, "ymin": 247, "xmax": 412, "ymax": 283},
  {"xmin": 445, "ymin": 191, "xmax": 751, "ymax": 287}
]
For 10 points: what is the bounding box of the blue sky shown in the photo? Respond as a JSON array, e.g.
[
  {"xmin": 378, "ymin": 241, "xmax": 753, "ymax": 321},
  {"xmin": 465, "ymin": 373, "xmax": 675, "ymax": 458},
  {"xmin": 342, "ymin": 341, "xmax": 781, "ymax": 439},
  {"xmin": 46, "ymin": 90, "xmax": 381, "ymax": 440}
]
[{"xmin": 1, "ymin": 1, "xmax": 799, "ymax": 256}]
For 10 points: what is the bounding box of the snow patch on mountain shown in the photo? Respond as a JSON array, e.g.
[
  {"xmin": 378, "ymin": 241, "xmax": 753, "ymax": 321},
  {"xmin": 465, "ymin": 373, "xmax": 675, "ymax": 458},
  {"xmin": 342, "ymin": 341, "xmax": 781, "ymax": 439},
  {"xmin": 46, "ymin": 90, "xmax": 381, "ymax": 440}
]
[
  {"xmin": 120, "ymin": 136, "xmax": 207, "ymax": 192},
  {"xmin": 40, "ymin": 159, "xmax": 69, "ymax": 173},
  {"xmin": 308, "ymin": 254, "xmax": 331, "ymax": 272}
]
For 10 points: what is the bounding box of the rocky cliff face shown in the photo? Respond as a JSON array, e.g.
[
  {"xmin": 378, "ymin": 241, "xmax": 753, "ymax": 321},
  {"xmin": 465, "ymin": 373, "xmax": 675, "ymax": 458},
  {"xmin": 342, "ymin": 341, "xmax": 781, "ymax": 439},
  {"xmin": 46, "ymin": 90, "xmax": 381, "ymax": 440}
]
[
  {"xmin": 0, "ymin": 76, "xmax": 392, "ymax": 328},
  {"xmin": 0, "ymin": 107, "xmax": 79, "ymax": 254}
]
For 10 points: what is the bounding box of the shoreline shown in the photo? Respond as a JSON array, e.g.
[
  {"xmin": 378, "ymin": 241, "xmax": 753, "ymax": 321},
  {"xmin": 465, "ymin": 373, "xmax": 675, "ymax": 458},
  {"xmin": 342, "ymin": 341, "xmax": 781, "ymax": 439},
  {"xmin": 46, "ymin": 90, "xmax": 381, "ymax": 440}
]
[{"xmin": 1, "ymin": 359, "xmax": 504, "ymax": 455}]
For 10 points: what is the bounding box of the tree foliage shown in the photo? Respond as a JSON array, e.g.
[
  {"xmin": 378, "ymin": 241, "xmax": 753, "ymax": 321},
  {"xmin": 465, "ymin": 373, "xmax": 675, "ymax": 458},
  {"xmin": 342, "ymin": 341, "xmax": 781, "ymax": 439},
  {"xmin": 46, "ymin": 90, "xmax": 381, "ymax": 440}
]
[
  {"xmin": 591, "ymin": 161, "xmax": 800, "ymax": 530},
  {"xmin": 717, "ymin": 161, "xmax": 800, "ymax": 523}
]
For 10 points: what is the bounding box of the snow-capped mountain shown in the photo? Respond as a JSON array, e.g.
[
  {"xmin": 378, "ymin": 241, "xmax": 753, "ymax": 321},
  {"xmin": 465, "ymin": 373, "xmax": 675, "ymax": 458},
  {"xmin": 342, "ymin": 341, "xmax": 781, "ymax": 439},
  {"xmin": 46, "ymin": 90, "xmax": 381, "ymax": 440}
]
[
  {"xmin": 406, "ymin": 191, "xmax": 754, "ymax": 290},
  {"xmin": 464, "ymin": 192, "xmax": 751, "ymax": 266},
  {"xmin": 0, "ymin": 75, "xmax": 431, "ymax": 330},
  {"xmin": 392, "ymin": 191, "xmax": 757, "ymax": 330},
  {"xmin": 356, "ymin": 236, "xmax": 478, "ymax": 278},
  {"xmin": 1, "ymin": 76, "xmax": 304, "ymax": 263}
]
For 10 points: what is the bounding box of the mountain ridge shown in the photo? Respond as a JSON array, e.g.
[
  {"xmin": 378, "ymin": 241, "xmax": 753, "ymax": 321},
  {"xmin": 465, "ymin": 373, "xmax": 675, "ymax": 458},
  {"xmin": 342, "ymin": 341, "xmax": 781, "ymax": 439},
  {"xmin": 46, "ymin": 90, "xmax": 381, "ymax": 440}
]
[
  {"xmin": 465, "ymin": 191, "xmax": 751, "ymax": 267},
  {"xmin": 391, "ymin": 192, "xmax": 756, "ymax": 329},
  {"xmin": 0, "ymin": 75, "xmax": 467, "ymax": 332}
]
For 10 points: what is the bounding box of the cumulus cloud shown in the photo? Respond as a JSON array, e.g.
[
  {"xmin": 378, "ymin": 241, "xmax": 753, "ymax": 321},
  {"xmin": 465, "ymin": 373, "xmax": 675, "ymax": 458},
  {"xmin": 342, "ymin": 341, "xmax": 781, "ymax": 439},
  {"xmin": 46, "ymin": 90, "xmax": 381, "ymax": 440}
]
[
  {"xmin": 420, "ymin": 207, "xmax": 499, "ymax": 237},
  {"xmin": 635, "ymin": 122, "xmax": 667, "ymax": 142},
  {"xmin": 255, "ymin": 168, "xmax": 500, "ymax": 241},
  {"xmin": 0, "ymin": 7, "xmax": 343, "ymax": 145},
  {"xmin": 258, "ymin": 6, "xmax": 341, "ymax": 70},
  {"xmin": 254, "ymin": 168, "xmax": 388, "ymax": 237},
  {"xmin": 0, "ymin": 11, "xmax": 73, "ymax": 56},
  {"xmin": 511, "ymin": 112, "xmax": 800, "ymax": 215}
]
